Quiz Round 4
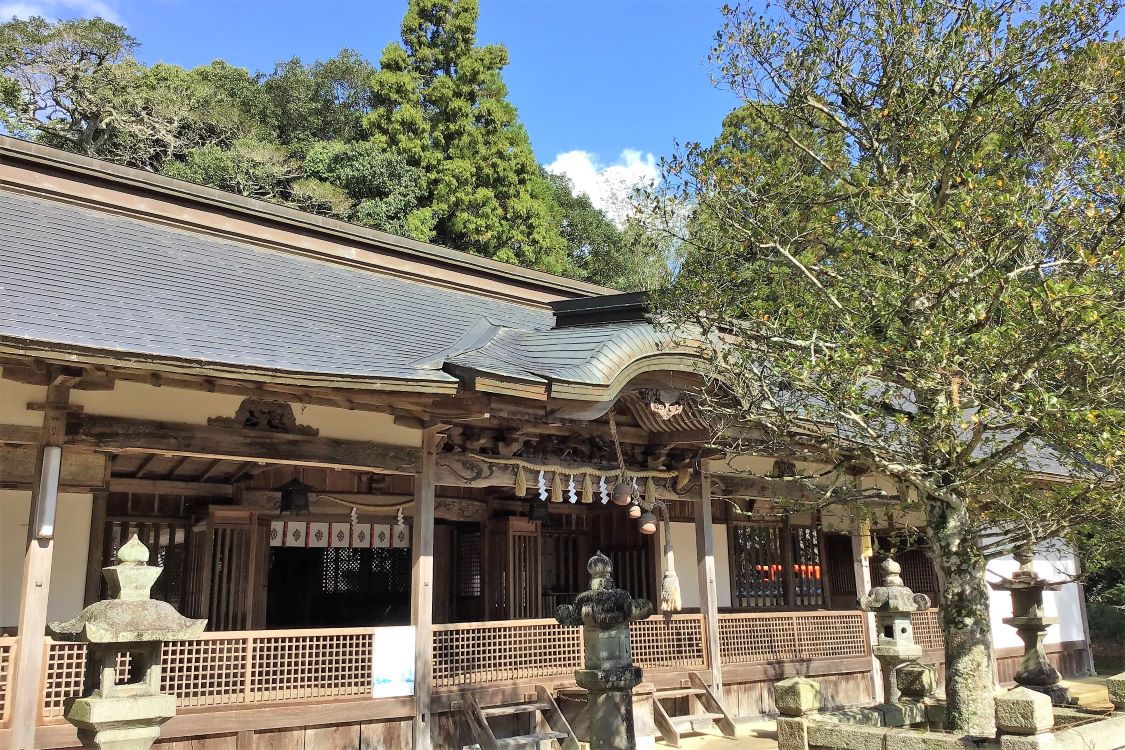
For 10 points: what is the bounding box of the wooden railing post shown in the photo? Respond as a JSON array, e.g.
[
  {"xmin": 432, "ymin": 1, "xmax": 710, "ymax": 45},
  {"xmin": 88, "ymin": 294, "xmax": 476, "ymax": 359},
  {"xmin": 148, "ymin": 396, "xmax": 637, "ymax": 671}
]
[
  {"xmin": 411, "ymin": 427, "xmax": 439, "ymax": 750},
  {"xmin": 851, "ymin": 518, "xmax": 883, "ymax": 701},
  {"xmin": 695, "ymin": 469, "xmax": 723, "ymax": 693},
  {"xmin": 243, "ymin": 634, "xmax": 254, "ymax": 703}
]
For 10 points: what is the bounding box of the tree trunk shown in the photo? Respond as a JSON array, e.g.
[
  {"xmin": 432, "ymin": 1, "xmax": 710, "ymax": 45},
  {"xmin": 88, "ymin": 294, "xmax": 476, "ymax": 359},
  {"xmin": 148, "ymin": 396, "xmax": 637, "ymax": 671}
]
[{"xmin": 925, "ymin": 494, "xmax": 996, "ymax": 736}]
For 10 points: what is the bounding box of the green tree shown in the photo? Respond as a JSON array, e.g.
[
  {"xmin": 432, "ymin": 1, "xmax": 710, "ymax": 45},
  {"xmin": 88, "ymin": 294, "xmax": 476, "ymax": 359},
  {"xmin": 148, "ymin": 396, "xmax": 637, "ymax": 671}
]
[
  {"xmin": 366, "ymin": 0, "xmax": 567, "ymax": 271},
  {"xmin": 656, "ymin": 0, "xmax": 1124, "ymax": 733},
  {"xmin": 1, "ymin": 17, "xmax": 249, "ymax": 169},
  {"xmin": 260, "ymin": 50, "xmax": 375, "ymax": 147},
  {"xmin": 303, "ymin": 140, "xmax": 428, "ymax": 237}
]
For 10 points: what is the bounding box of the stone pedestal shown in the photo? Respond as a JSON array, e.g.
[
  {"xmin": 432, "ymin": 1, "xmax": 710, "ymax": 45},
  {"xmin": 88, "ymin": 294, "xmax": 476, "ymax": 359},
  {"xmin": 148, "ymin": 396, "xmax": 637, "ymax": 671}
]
[
  {"xmin": 774, "ymin": 676, "xmax": 821, "ymax": 717},
  {"xmin": 556, "ymin": 552, "xmax": 652, "ymax": 750},
  {"xmin": 858, "ymin": 558, "xmax": 931, "ymax": 705},
  {"xmin": 1108, "ymin": 672, "xmax": 1124, "ymax": 712},
  {"xmin": 989, "ymin": 548, "xmax": 1073, "ymax": 706},
  {"xmin": 49, "ymin": 535, "xmax": 206, "ymax": 750}
]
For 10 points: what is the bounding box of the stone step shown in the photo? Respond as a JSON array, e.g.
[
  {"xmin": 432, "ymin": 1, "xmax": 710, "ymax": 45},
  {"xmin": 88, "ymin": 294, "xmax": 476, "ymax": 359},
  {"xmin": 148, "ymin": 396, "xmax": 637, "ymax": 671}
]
[
  {"xmin": 481, "ymin": 703, "xmax": 553, "ymax": 717},
  {"xmin": 496, "ymin": 731, "xmax": 569, "ymax": 749},
  {"xmin": 655, "ymin": 688, "xmax": 706, "ymax": 699},
  {"xmin": 1061, "ymin": 678, "xmax": 1111, "ymax": 709},
  {"xmin": 669, "ymin": 712, "xmax": 726, "ymax": 725}
]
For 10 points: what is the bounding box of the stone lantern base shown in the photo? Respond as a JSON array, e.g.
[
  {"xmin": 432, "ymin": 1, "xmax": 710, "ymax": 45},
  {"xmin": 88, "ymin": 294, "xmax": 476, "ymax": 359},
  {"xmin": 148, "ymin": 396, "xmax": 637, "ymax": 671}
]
[{"xmin": 67, "ymin": 694, "xmax": 176, "ymax": 750}]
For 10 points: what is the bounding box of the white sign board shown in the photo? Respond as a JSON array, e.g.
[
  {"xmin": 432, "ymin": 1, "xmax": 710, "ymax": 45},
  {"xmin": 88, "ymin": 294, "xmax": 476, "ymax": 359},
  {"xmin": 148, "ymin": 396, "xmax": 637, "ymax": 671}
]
[{"xmin": 372, "ymin": 626, "xmax": 415, "ymax": 698}]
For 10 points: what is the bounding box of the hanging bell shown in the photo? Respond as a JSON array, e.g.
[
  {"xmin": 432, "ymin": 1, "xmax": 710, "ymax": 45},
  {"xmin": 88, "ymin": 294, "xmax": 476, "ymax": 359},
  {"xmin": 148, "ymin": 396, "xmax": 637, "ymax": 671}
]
[
  {"xmin": 628, "ymin": 502, "xmax": 642, "ymax": 519},
  {"xmin": 639, "ymin": 510, "xmax": 658, "ymax": 535},
  {"xmin": 612, "ymin": 481, "xmax": 633, "ymax": 506}
]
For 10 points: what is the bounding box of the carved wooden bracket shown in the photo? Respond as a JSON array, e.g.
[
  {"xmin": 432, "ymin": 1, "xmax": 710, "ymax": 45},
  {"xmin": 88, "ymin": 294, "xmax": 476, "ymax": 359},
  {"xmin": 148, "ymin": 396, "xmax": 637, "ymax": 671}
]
[{"xmin": 208, "ymin": 398, "xmax": 319, "ymax": 436}]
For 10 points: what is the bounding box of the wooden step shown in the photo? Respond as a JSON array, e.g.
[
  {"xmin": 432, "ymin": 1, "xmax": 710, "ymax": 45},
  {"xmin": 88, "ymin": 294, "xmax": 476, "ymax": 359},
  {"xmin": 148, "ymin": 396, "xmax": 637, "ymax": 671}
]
[
  {"xmin": 496, "ymin": 730, "xmax": 569, "ymax": 748},
  {"xmin": 480, "ymin": 702, "xmax": 554, "ymax": 717},
  {"xmin": 655, "ymin": 688, "xmax": 706, "ymax": 699},
  {"xmin": 669, "ymin": 712, "xmax": 726, "ymax": 725}
]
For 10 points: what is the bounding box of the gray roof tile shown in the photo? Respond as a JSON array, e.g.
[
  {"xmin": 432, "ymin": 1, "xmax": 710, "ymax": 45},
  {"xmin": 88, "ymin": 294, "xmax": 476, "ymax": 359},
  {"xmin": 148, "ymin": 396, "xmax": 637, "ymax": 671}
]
[{"xmin": 0, "ymin": 190, "xmax": 554, "ymax": 382}]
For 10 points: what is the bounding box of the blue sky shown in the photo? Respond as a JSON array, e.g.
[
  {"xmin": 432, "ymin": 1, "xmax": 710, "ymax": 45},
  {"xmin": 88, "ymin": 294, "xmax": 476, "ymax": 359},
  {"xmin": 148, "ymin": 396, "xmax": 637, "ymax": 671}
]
[
  {"xmin": 3, "ymin": 0, "xmax": 1121, "ymax": 217},
  {"xmin": 2, "ymin": 0, "xmax": 742, "ymax": 212}
]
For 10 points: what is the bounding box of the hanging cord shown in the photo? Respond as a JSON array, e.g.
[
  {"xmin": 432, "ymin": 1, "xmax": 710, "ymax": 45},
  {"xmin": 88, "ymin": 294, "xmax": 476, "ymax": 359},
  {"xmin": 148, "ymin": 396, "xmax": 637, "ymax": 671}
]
[
  {"xmin": 608, "ymin": 410, "xmax": 628, "ymax": 483},
  {"xmin": 656, "ymin": 501, "xmax": 682, "ymax": 613}
]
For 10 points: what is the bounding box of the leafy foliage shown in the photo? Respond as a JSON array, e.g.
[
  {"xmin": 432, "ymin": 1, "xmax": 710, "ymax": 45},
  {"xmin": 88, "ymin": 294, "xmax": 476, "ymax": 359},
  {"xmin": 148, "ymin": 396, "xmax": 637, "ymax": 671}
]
[
  {"xmin": 1, "ymin": 11, "xmax": 666, "ymax": 284},
  {"xmin": 366, "ymin": 0, "xmax": 567, "ymax": 271},
  {"xmin": 654, "ymin": 0, "xmax": 1124, "ymax": 732}
]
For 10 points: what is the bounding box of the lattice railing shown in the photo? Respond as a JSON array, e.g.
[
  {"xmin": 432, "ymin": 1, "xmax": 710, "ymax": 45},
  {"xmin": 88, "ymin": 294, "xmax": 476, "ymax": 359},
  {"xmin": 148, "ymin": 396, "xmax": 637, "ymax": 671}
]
[
  {"xmin": 41, "ymin": 628, "xmax": 376, "ymax": 721},
  {"xmin": 911, "ymin": 608, "xmax": 945, "ymax": 651},
  {"xmin": 630, "ymin": 615, "xmax": 706, "ymax": 670},
  {"xmin": 432, "ymin": 619, "xmax": 582, "ymax": 688},
  {"xmin": 0, "ymin": 637, "xmax": 15, "ymax": 727},
  {"xmin": 35, "ymin": 610, "xmax": 874, "ymax": 720},
  {"xmin": 718, "ymin": 611, "xmax": 868, "ymax": 665}
]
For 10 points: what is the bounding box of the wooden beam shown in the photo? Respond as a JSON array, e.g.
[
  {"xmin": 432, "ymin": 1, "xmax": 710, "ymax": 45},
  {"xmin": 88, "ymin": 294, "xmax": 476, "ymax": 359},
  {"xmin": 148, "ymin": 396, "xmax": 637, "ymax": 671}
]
[
  {"xmin": 196, "ymin": 458, "xmax": 225, "ymax": 482},
  {"xmin": 0, "ymin": 423, "xmax": 41, "ymax": 444},
  {"xmin": 66, "ymin": 414, "xmax": 422, "ymax": 474},
  {"xmin": 434, "ymin": 454, "xmax": 701, "ymax": 500},
  {"xmin": 0, "ymin": 444, "xmax": 108, "ymax": 490},
  {"xmin": 10, "ymin": 374, "xmax": 73, "ymax": 750},
  {"xmin": 710, "ymin": 472, "xmax": 826, "ymax": 503},
  {"xmin": 411, "ymin": 427, "xmax": 439, "ymax": 750},
  {"xmin": 132, "ymin": 452, "xmax": 160, "ymax": 478},
  {"xmin": 695, "ymin": 467, "xmax": 724, "ymax": 696},
  {"xmin": 164, "ymin": 455, "xmax": 193, "ymax": 480},
  {"xmin": 109, "ymin": 477, "xmax": 235, "ymax": 497}
]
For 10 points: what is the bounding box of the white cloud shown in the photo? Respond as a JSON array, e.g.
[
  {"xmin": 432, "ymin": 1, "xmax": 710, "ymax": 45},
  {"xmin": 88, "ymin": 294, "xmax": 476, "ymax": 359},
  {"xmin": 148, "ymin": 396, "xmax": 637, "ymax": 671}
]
[
  {"xmin": 547, "ymin": 148, "xmax": 659, "ymax": 226},
  {"xmin": 1, "ymin": 0, "xmax": 121, "ymax": 23}
]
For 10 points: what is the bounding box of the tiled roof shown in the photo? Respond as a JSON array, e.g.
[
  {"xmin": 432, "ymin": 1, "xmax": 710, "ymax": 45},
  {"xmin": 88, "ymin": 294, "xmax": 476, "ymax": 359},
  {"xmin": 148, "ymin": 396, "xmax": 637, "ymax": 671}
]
[{"xmin": 0, "ymin": 190, "xmax": 555, "ymax": 385}]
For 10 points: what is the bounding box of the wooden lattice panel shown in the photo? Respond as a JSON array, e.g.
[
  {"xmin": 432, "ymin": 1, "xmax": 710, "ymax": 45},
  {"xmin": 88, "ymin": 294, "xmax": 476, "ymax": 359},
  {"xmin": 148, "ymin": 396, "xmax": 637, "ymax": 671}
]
[
  {"xmin": 630, "ymin": 616, "xmax": 706, "ymax": 669},
  {"xmin": 718, "ymin": 614, "xmax": 799, "ymax": 664},
  {"xmin": 0, "ymin": 638, "xmax": 14, "ymax": 726},
  {"xmin": 163, "ymin": 636, "xmax": 249, "ymax": 707},
  {"xmin": 250, "ymin": 631, "xmax": 373, "ymax": 702},
  {"xmin": 41, "ymin": 642, "xmax": 87, "ymax": 719},
  {"xmin": 42, "ymin": 643, "xmax": 134, "ymax": 720},
  {"xmin": 432, "ymin": 619, "xmax": 581, "ymax": 687},
  {"xmin": 794, "ymin": 613, "xmax": 866, "ymax": 659},
  {"xmin": 911, "ymin": 609, "xmax": 945, "ymax": 651}
]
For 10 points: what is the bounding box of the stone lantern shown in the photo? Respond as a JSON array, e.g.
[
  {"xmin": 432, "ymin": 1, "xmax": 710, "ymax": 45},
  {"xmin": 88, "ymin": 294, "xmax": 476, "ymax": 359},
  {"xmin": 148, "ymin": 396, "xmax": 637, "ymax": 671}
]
[
  {"xmin": 858, "ymin": 557, "xmax": 931, "ymax": 704},
  {"xmin": 556, "ymin": 552, "xmax": 653, "ymax": 750},
  {"xmin": 49, "ymin": 535, "xmax": 206, "ymax": 750},
  {"xmin": 989, "ymin": 547, "xmax": 1072, "ymax": 705}
]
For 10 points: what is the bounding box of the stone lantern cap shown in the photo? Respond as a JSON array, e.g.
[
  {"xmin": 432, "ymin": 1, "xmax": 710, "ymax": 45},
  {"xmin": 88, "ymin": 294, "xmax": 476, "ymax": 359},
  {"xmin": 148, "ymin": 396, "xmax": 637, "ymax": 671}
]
[
  {"xmin": 988, "ymin": 547, "xmax": 1063, "ymax": 593},
  {"xmin": 49, "ymin": 535, "xmax": 206, "ymax": 644},
  {"xmin": 556, "ymin": 551, "xmax": 652, "ymax": 628},
  {"xmin": 858, "ymin": 559, "xmax": 931, "ymax": 613}
]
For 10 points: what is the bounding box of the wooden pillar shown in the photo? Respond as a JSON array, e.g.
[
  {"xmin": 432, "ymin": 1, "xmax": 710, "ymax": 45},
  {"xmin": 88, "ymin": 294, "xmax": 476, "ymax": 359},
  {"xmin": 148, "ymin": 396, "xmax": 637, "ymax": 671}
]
[
  {"xmin": 10, "ymin": 374, "xmax": 73, "ymax": 750},
  {"xmin": 411, "ymin": 427, "xmax": 439, "ymax": 750},
  {"xmin": 851, "ymin": 518, "xmax": 882, "ymax": 702},
  {"xmin": 695, "ymin": 470, "xmax": 723, "ymax": 694},
  {"xmin": 83, "ymin": 490, "xmax": 108, "ymax": 605}
]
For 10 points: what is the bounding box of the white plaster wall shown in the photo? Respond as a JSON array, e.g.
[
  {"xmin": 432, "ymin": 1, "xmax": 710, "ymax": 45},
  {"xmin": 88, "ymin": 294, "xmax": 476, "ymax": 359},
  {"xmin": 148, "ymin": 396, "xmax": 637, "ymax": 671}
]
[
  {"xmin": 0, "ymin": 375, "xmax": 45, "ymax": 427},
  {"xmin": 69, "ymin": 380, "xmax": 421, "ymax": 445},
  {"xmin": 0, "ymin": 490, "xmax": 93, "ymax": 632},
  {"xmin": 659, "ymin": 521, "xmax": 732, "ymax": 609},
  {"xmin": 987, "ymin": 549, "xmax": 1086, "ymax": 649},
  {"xmin": 292, "ymin": 403, "xmax": 420, "ymax": 446},
  {"xmin": 70, "ymin": 380, "xmax": 244, "ymax": 425}
]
